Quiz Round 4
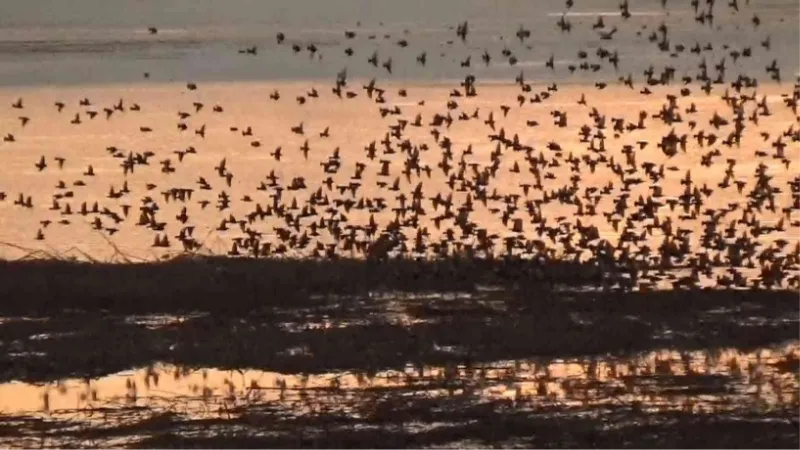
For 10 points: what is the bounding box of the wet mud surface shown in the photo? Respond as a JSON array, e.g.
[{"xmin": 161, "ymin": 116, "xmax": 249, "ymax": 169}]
[{"xmin": 0, "ymin": 258, "xmax": 797, "ymax": 448}]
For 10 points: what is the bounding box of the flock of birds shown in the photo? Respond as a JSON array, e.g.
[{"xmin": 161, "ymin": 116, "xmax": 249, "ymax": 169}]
[{"xmin": 0, "ymin": 0, "xmax": 798, "ymax": 291}]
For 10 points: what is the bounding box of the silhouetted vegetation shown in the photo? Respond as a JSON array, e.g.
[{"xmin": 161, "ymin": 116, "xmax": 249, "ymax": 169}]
[
  {"xmin": 1, "ymin": 255, "xmax": 798, "ymax": 448},
  {"xmin": 0, "ymin": 255, "xmax": 797, "ymax": 381},
  {"xmin": 0, "ymin": 254, "xmax": 627, "ymax": 316}
]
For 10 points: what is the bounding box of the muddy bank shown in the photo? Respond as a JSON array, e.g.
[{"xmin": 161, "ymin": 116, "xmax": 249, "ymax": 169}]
[
  {"xmin": 3, "ymin": 391, "xmax": 798, "ymax": 448},
  {"xmin": 1, "ymin": 256, "xmax": 797, "ymax": 448},
  {"xmin": 131, "ymin": 407, "xmax": 800, "ymax": 449},
  {"xmin": 1, "ymin": 276, "xmax": 796, "ymax": 383}
]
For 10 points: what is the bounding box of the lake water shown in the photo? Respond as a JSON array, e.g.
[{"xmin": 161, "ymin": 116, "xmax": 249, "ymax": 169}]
[
  {"xmin": 0, "ymin": 0, "xmax": 797, "ymax": 86},
  {"xmin": 0, "ymin": 287, "xmax": 798, "ymax": 448}
]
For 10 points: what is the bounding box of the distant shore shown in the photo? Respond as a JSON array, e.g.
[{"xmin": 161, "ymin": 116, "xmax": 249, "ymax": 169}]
[{"xmin": 0, "ymin": 255, "xmax": 612, "ymax": 315}]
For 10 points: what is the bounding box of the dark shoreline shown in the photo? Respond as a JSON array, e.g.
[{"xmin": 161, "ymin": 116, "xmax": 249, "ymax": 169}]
[
  {"xmin": 0, "ymin": 257, "xmax": 798, "ymax": 448},
  {"xmin": 0, "ymin": 255, "xmax": 622, "ymax": 316},
  {"xmin": 1, "ymin": 256, "xmax": 797, "ymax": 382}
]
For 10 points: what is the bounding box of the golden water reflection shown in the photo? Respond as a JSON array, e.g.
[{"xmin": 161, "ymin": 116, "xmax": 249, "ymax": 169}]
[{"xmin": 2, "ymin": 342, "xmax": 797, "ymax": 426}]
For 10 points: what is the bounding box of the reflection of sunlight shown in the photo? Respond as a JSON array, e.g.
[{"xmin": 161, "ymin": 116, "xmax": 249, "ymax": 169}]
[
  {"xmin": 1, "ymin": 342, "xmax": 796, "ymax": 426},
  {"xmin": 123, "ymin": 313, "xmax": 207, "ymax": 329}
]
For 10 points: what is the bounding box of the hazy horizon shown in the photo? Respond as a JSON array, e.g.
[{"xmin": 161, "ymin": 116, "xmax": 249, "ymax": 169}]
[{"xmin": 0, "ymin": 0, "xmax": 797, "ymax": 86}]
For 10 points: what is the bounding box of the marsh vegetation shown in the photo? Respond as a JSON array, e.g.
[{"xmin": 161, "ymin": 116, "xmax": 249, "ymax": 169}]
[{"xmin": 0, "ymin": 256, "xmax": 797, "ymax": 448}]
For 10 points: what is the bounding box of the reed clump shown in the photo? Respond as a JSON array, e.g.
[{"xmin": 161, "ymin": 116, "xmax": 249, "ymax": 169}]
[{"xmin": 0, "ymin": 251, "xmax": 624, "ymax": 316}]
